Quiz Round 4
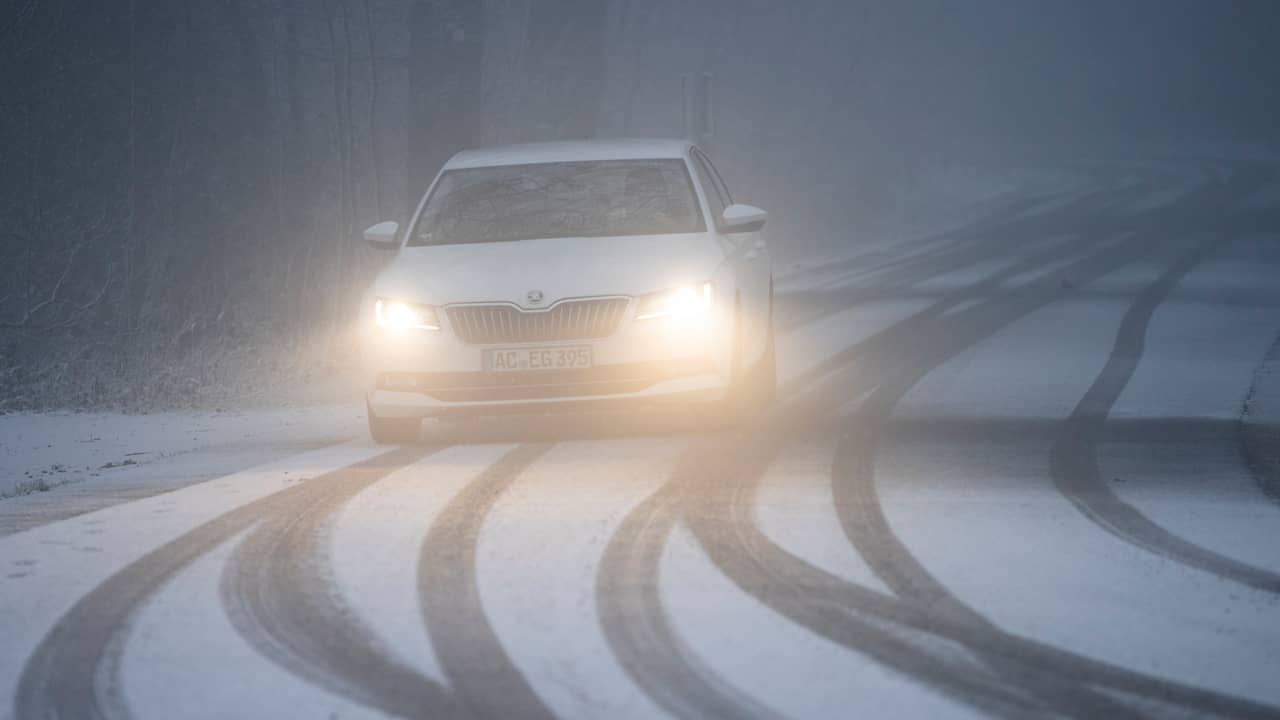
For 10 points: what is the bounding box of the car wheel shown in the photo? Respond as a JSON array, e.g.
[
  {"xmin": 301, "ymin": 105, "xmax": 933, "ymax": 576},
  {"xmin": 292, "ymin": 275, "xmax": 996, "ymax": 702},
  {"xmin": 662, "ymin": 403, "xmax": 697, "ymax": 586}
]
[
  {"xmin": 753, "ymin": 323, "xmax": 777, "ymax": 409},
  {"xmin": 732, "ymin": 319, "xmax": 776, "ymax": 416},
  {"xmin": 367, "ymin": 401, "xmax": 421, "ymax": 444},
  {"xmin": 697, "ymin": 304, "xmax": 775, "ymax": 429}
]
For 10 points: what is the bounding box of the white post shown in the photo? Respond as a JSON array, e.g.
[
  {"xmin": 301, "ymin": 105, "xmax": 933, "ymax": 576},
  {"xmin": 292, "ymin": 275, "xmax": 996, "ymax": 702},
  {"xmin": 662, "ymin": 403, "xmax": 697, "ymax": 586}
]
[{"xmin": 682, "ymin": 73, "xmax": 713, "ymax": 146}]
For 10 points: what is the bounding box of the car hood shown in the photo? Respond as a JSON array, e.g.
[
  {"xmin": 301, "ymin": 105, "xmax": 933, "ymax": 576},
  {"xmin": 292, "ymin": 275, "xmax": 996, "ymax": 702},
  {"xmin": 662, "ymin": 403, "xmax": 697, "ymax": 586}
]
[{"xmin": 372, "ymin": 233, "xmax": 724, "ymax": 307}]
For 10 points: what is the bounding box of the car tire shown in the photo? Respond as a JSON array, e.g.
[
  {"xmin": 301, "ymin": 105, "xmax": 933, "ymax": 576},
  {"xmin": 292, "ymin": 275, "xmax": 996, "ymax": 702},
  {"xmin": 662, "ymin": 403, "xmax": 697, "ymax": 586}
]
[
  {"xmin": 697, "ymin": 303, "xmax": 776, "ymax": 429},
  {"xmin": 733, "ymin": 320, "xmax": 776, "ymax": 416},
  {"xmin": 753, "ymin": 324, "xmax": 777, "ymax": 409},
  {"xmin": 367, "ymin": 401, "xmax": 420, "ymax": 444}
]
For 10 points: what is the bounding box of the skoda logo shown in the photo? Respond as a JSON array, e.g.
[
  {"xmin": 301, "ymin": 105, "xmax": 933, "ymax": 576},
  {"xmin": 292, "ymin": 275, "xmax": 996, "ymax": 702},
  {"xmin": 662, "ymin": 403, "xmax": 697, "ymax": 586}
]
[{"xmin": 526, "ymin": 289, "xmax": 545, "ymax": 305}]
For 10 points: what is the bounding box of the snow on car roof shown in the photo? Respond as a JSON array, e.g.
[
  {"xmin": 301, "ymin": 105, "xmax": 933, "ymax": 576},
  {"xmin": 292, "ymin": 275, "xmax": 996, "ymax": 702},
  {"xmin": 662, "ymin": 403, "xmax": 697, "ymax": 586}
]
[{"xmin": 443, "ymin": 139, "xmax": 693, "ymax": 170}]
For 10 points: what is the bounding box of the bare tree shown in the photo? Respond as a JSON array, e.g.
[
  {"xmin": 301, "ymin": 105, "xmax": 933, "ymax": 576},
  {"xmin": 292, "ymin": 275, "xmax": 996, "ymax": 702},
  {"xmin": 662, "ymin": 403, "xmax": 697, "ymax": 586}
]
[
  {"xmin": 525, "ymin": 0, "xmax": 607, "ymax": 139},
  {"xmin": 407, "ymin": 0, "xmax": 485, "ymax": 200}
]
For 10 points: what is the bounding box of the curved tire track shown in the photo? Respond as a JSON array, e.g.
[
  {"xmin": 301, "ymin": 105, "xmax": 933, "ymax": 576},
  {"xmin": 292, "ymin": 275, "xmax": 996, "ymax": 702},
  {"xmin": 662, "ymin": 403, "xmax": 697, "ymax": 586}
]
[
  {"xmin": 1049, "ymin": 238, "xmax": 1280, "ymax": 594},
  {"xmin": 725, "ymin": 444, "xmax": 1280, "ymax": 718},
  {"xmin": 672, "ymin": 434, "xmax": 1050, "ymax": 718},
  {"xmin": 599, "ymin": 229, "xmax": 1131, "ymax": 718},
  {"xmin": 597, "ymin": 470, "xmax": 788, "ymax": 720},
  {"xmin": 761, "ymin": 231, "xmax": 1167, "ymax": 717},
  {"xmin": 593, "ymin": 236, "xmax": 1081, "ymax": 719},
  {"xmin": 783, "ymin": 162, "xmax": 1149, "ymax": 297},
  {"xmin": 827, "ymin": 284, "xmax": 1164, "ymax": 715},
  {"xmin": 418, "ymin": 442, "xmax": 557, "ymax": 720},
  {"xmin": 824, "ymin": 175, "xmax": 1280, "ymax": 716},
  {"xmin": 15, "ymin": 446, "xmax": 429, "ymax": 720},
  {"xmin": 219, "ymin": 445, "xmax": 462, "ymax": 719},
  {"xmin": 778, "ymin": 177, "xmax": 1147, "ymax": 333},
  {"xmin": 606, "ymin": 169, "xmax": 1280, "ymax": 720}
]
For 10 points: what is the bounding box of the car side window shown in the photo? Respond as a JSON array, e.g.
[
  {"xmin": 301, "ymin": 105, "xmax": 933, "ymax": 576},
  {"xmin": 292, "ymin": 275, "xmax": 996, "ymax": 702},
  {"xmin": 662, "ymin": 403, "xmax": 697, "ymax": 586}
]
[
  {"xmin": 695, "ymin": 150, "xmax": 733, "ymax": 206},
  {"xmin": 691, "ymin": 151, "xmax": 729, "ymax": 228}
]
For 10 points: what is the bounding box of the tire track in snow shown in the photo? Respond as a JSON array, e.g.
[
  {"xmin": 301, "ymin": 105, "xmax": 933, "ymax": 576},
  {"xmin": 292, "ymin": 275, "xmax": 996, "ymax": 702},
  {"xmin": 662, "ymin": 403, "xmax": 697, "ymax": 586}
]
[
  {"xmin": 2, "ymin": 207, "xmax": 1085, "ymax": 720},
  {"xmin": 598, "ymin": 318, "xmax": 995, "ymax": 719},
  {"xmin": 605, "ymin": 169, "xmax": 1280, "ymax": 720},
  {"xmin": 417, "ymin": 442, "xmax": 557, "ymax": 720},
  {"xmin": 14, "ymin": 446, "xmax": 430, "ymax": 720},
  {"xmin": 725, "ymin": 442, "xmax": 1280, "ymax": 719},
  {"xmin": 672, "ymin": 438, "xmax": 1049, "ymax": 718},
  {"xmin": 777, "ymin": 178, "xmax": 1144, "ymax": 334},
  {"xmin": 776, "ymin": 192, "xmax": 1039, "ymax": 290},
  {"xmin": 1049, "ymin": 236, "xmax": 1280, "ymax": 594},
  {"xmin": 597, "ymin": 473, "xmax": 789, "ymax": 720},
  {"xmin": 829, "ymin": 258, "xmax": 1175, "ymax": 718},
  {"xmin": 777, "ymin": 193, "xmax": 1034, "ymax": 287},
  {"xmin": 218, "ymin": 445, "xmax": 463, "ymax": 720},
  {"xmin": 599, "ymin": 229, "xmax": 1132, "ymax": 719},
  {"xmin": 743, "ymin": 236, "xmax": 1161, "ymax": 718},
  {"xmin": 827, "ymin": 171, "xmax": 1280, "ymax": 717},
  {"xmin": 777, "ymin": 229, "xmax": 1099, "ymax": 405},
  {"xmin": 780, "ymin": 162, "xmax": 1140, "ymax": 295}
]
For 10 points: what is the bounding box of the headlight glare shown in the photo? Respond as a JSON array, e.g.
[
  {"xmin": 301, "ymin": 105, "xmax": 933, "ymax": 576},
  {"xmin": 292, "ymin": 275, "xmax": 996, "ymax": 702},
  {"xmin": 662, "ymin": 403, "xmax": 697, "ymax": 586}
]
[
  {"xmin": 636, "ymin": 283, "xmax": 712, "ymax": 321},
  {"xmin": 375, "ymin": 298, "xmax": 440, "ymax": 331}
]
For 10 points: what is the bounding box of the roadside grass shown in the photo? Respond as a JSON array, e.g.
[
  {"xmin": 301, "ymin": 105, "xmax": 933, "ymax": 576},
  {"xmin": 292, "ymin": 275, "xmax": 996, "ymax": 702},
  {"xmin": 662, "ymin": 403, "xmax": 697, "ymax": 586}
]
[
  {"xmin": 0, "ymin": 324, "xmax": 361, "ymax": 414},
  {"xmin": 0, "ymin": 477, "xmax": 55, "ymax": 500}
]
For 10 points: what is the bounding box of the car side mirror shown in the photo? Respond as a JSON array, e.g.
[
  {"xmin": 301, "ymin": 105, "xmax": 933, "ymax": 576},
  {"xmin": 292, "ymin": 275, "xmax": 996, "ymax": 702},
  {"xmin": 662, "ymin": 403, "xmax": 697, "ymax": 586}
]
[
  {"xmin": 363, "ymin": 221, "xmax": 400, "ymax": 250},
  {"xmin": 722, "ymin": 204, "xmax": 767, "ymax": 233}
]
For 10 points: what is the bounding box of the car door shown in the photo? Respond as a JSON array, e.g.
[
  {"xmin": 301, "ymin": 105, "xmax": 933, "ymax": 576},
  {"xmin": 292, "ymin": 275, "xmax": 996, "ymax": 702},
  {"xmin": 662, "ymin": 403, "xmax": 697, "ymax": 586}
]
[{"xmin": 691, "ymin": 149, "xmax": 771, "ymax": 366}]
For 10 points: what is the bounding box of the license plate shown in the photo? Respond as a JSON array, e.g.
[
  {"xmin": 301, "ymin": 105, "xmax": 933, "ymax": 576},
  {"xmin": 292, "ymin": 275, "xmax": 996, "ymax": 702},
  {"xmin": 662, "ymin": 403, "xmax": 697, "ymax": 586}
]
[{"xmin": 485, "ymin": 345, "xmax": 593, "ymax": 372}]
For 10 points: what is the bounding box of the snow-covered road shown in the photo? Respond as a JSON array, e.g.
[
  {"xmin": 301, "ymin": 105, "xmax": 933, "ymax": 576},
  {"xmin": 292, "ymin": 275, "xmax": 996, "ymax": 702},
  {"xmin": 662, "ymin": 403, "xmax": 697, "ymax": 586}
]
[{"xmin": 2, "ymin": 160, "xmax": 1280, "ymax": 719}]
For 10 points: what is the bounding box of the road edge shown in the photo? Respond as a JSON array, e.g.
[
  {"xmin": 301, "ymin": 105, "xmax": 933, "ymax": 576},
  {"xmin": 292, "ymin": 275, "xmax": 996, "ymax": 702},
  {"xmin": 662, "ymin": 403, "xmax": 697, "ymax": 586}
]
[{"xmin": 1241, "ymin": 333, "xmax": 1280, "ymax": 502}]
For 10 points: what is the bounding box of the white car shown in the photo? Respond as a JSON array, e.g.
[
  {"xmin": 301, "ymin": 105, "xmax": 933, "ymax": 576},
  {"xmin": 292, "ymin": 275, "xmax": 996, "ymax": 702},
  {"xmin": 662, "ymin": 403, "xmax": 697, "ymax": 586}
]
[{"xmin": 358, "ymin": 139, "xmax": 775, "ymax": 443}]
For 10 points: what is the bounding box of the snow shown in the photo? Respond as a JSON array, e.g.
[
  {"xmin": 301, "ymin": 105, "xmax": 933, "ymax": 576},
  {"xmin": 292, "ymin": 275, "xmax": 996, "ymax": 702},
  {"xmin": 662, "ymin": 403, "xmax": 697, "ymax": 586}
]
[
  {"xmin": 476, "ymin": 438, "xmax": 677, "ymax": 719},
  {"xmin": 2, "ymin": 173, "xmax": 1279, "ymax": 717},
  {"xmin": 881, "ymin": 452, "xmax": 1280, "ymax": 704},
  {"xmin": 777, "ymin": 162, "xmax": 1109, "ymax": 289},
  {"xmin": 1243, "ymin": 328, "xmax": 1280, "ymax": 501},
  {"xmin": 0, "ymin": 405, "xmax": 363, "ymax": 532},
  {"xmin": 879, "ymin": 243, "xmax": 1280, "ymax": 705},
  {"xmin": 0, "ymin": 405, "xmax": 362, "ymax": 499},
  {"xmin": 1100, "ymin": 235, "xmax": 1280, "ymax": 571},
  {"xmin": 661, "ymin": 526, "xmax": 984, "ymax": 719},
  {"xmin": 778, "ymin": 300, "xmax": 932, "ymax": 397},
  {"xmin": 0, "ymin": 441, "xmax": 386, "ymax": 713},
  {"xmin": 1106, "ymin": 241, "xmax": 1280, "ymax": 422},
  {"xmin": 753, "ymin": 436, "xmax": 891, "ymax": 593},
  {"xmin": 330, "ymin": 443, "xmax": 517, "ymax": 687},
  {"xmin": 895, "ymin": 294, "xmax": 1128, "ymax": 422},
  {"xmin": 120, "ymin": 533, "xmax": 384, "ymax": 720}
]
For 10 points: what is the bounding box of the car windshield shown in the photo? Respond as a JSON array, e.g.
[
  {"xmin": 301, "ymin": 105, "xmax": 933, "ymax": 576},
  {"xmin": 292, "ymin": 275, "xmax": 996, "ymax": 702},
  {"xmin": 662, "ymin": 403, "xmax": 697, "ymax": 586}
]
[{"xmin": 407, "ymin": 159, "xmax": 705, "ymax": 246}]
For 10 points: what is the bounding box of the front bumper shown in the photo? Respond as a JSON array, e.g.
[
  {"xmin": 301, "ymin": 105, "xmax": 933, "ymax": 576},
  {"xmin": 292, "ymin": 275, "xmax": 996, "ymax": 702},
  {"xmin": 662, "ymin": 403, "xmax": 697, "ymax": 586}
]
[{"xmin": 361, "ymin": 300, "xmax": 733, "ymax": 418}]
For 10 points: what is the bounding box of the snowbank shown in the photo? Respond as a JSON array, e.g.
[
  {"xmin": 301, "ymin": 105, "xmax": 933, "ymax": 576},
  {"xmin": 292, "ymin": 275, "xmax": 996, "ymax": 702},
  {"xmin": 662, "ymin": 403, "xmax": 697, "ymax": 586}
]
[{"xmin": 0, "ymin": 404, "xmax": 363, "ymax": 533}]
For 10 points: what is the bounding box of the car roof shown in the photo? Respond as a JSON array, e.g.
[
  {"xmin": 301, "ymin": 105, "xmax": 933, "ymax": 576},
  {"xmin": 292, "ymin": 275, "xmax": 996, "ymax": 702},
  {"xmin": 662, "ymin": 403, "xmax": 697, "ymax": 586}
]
[{"xmin": 443, "ymin": 139, "xmax": 694, "ymax": 170}]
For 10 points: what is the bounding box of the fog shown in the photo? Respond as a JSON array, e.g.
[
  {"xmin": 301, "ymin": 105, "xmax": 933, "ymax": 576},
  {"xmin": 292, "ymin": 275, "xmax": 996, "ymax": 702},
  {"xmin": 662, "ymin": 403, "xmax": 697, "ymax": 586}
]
[
  {"xmin": 4, "ymin": 6, "xmax": 1280, "ymax": 717},
  {"xmin": 2, "ymin": 0, "xmax": 1277, "ymax": 409}
]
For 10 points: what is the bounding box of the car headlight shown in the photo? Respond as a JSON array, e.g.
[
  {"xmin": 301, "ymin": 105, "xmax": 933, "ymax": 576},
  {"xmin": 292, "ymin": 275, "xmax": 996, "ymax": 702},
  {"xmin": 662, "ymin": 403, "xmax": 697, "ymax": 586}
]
[
  {"xmin": 375, "ymin": 298, "xmax": 440, "ymax": 331},
  {"xmin": 636, "ymin": 283, "xmax": 712, "ymax": 321}
]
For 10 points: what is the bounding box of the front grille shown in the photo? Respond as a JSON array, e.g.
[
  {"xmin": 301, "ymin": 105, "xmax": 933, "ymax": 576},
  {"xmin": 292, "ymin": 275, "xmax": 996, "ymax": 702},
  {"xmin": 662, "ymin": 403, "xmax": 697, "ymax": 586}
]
[{"xmin": 446, "ymin": 297, "xmax": 629, "ymax": 344}]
